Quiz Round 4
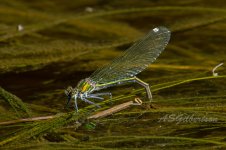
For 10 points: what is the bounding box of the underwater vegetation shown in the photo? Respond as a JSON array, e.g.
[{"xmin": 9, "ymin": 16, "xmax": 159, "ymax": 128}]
[{"xmin": 0, "ymin": 0, "xmax": 226, "ymax": 149}]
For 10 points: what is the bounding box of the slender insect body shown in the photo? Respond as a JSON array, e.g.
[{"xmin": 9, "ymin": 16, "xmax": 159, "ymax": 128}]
[{"xmin": 65, "ymin": 26, "xmax": 171, "ymax": 112}]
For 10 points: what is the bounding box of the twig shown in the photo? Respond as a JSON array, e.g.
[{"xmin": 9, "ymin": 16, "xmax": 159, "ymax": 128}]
[
  {"xmin": 212, "ymin": 62, "xmax": 224, "ymax": 76},
  {"xmin": 0, "ymin": 116, "xmax": 55, "ymax": 125},
  {"xmin": 0, "ymin": 100, "xmax": 142, "ymax": 126},
  {"xmin": 88, "ymin": 101, "xmax": 134, "ymax": 119}
]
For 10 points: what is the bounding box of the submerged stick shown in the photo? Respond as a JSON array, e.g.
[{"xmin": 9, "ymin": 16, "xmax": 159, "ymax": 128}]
[
  {"xmin": 88, "ymin": 101, "xmax": 134, "ymax": 119},
  {"xmin": 0, "ymin": 100, "xmax": 141, "ymax": 126},
  {"xmin": 0, "ymin": 116, "xmax": 55, "ymax": 125}
]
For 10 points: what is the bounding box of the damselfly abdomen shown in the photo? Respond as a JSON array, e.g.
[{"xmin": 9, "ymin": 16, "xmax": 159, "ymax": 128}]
[{"xmin": 65, "ymin": 26, "xmax": 171, "ymax": 112}]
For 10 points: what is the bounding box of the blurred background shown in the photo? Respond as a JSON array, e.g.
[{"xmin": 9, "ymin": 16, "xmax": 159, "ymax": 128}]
[{"xmin": 0, "ymin": 0, "xmax": 226, "ymax": 149}]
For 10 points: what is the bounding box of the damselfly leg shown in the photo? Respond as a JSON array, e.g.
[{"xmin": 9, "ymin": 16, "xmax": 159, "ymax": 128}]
[
  {"xmin": 87, "ymin": 95, "xmax": 104, "ymax": 100},
  {"xmin": 89, "ymin": 92, "xmax": 113, "ymax": 104},
  {"xmin": 96, "ymin": 77, "xmax": 152, "ymax": 101},
  {"xmin": 133, "ymin": 77, "xmax": 152, "ymax": 100},
  {"xmin": 89, "ymin": 92, "xmax": 112, "ymax": 99},
  {"xmin": 82, "ymin": 97, "xmax": 101, "ymax": 108},
  {"xmin": 65, "ymin": 86, "xmax": 73, "ymax": 108},
  {"xmin": 74, "ymin": 97, "xmax": 78, "ymax": 112},
  {"xmin": 65, "ymin": 97, "xmax": 71, "ymax": 108}
]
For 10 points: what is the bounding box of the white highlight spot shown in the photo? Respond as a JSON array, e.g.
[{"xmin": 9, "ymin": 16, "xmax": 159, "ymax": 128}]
[
  {"xmin": 85, "ymin": 7, "xmax": 94, "ymax": 12},
  {"xmin": 153, "ymin": 27, "xmax": 159, "ymax": 32},
  {"xmin": 17, "ymin": 24, "xmax": 24, "ymax": 31}
]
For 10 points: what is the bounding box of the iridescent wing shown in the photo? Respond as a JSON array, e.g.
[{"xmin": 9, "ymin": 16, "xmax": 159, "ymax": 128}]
[{"xmin": 89, "ymin": 26, "xmax": 171, "ymax": 84}]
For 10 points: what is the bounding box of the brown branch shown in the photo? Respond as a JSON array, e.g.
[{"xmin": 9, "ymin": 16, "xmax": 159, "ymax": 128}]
[
  {"xmin": 0, "ymin": 116, "xmax": 55, "ymax": 125},
  {"xmin": 88, "ymin": 101, "xmax": 134, "ymax": 119},
  {"xmin": 0, "ymin": 100, "xmax": 141, "ymax": 126}
]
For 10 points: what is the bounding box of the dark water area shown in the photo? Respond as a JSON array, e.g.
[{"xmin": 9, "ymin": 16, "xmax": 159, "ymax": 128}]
[{"xmin": 0, "ymin": 62, "xmax": 91, "ymax": 101}]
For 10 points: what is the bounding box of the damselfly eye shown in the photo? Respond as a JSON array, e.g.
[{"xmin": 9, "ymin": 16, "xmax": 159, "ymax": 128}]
[
  {"xmin": 64, "ymin": 90, "xmax": 70, "ymax": 96},
  {"xmin": 65, "ymin": 86, "xmax": 73, "ymax": 96}
]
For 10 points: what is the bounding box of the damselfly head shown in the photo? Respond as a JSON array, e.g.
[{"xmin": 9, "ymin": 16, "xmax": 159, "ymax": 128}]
[{"xmin": 65, "ymin": 86, "xmax": 77, "ymax": 100}]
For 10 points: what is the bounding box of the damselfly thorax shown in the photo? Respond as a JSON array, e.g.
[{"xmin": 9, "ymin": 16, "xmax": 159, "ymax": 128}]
[
  {"xmin": 65, "ymin": 78, "xmax": 112, "ymax": 111},
  {"xmin": 77, "ymin": 78, "xmax": 96, "ymax": 93},
  {"xmin": 65, "ymin": 26, "xmax": 171, "ymax": 112}
]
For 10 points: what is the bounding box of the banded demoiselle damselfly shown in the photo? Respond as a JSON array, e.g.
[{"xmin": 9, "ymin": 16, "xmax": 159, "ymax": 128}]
[{"xmin": 65, "ymin": 26, "xmax": 171, "ymax": 112}]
